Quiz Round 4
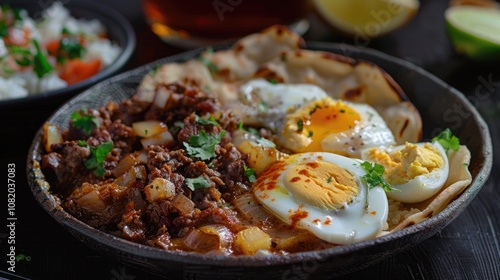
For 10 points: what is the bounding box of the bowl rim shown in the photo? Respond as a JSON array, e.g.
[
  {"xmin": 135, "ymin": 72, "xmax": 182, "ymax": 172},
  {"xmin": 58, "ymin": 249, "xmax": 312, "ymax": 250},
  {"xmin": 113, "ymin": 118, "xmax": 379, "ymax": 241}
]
[
  {"xmin": 0, "ymin": 0, "xmax": 136, "ymax": 107},
  {"xmin": 27, "ymin": 41, "xmax": 493, "ymax": 267}
]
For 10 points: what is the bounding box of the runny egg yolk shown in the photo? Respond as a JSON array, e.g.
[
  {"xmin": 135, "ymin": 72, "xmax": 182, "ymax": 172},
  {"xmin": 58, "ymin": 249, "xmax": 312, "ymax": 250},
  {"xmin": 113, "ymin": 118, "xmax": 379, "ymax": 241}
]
[{"xmin": 303, "ymin": 101, "xmax": 361, "ymax": 152}]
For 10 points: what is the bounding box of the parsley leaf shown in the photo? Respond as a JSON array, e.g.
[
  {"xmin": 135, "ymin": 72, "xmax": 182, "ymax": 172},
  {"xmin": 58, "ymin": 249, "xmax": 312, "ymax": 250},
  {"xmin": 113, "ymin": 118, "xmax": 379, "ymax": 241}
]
[
  {"xmin": 84, "ymin": 142, "xmax": 113, "ymax": 177},
  {"xmin": 70, "ymin": 111, "xmax": 100, "ymax": 135},
  {"xmin": 360, "ymin": 161, "xmax": 398, "ymax": 192},
  {"xmin": 297, "ymin": 119, "xmax": 304, "ymax": 133},
  {"xmin": 32, "ymin": 39, "xmax": 53, "ymax": 78},
  {"xmin": 432, "ymin": 128, "xmax": 460, "ymax": 152},
  {"xmin": 244, "ymin": 166, "xmax": 256, "ymax": 183},
  {"xmin": 185, "ymin": 175, "xmax": 211, "ymax": 191},
  {"xmin": 183, "ymin": 130, "xmax": 225, "ymax": 161},
  {"xmin": 57, "ymin": 37, "xmax": 86, "ymax": 64},
  {"xmin": 268, "ymin": 78, "xmax": 278, "ymax": 85},
  {"xmin": 195, "ymin": 114, "xmax": 219, "ymax": 126},
  {"xmin": 196, "ymin": 56, "xmax": 219, "ymax": 73}
]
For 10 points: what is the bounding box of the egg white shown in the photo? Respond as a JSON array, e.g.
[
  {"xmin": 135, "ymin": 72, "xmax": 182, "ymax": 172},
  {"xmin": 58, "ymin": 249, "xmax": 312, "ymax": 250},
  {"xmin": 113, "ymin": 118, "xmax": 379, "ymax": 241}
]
[
  {"xmin": 319, "ymin": 101, "xmax": 396, "ymax": 157},
  {"xmin": 235, "ymin": 79, "xmax": 328, "ymax": 130},
  {"xmin": 252, "ymin": 152, "xmax": 389, "ymax": 245},
  {"xmin": 361, "ymin": 142, "xmax": 449, "ymax": 203}
]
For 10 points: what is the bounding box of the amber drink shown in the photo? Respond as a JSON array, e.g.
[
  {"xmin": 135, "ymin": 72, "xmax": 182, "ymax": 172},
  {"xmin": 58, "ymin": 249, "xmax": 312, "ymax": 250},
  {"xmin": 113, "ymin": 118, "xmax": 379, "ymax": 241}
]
[{"xmin": 142, "ymin": 0, "xmax": 310, "ymax": 48}]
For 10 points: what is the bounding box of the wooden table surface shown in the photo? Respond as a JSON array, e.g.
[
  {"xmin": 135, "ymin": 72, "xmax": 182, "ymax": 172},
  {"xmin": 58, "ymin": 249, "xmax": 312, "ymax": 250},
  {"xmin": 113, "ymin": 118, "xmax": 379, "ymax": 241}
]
[{"xmin": 1, "ymin": 0, "xmax": 499, "ymax": 279}]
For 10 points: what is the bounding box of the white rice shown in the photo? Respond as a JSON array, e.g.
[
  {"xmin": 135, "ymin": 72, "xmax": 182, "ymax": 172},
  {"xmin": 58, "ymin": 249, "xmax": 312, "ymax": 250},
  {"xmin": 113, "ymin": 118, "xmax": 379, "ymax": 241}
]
[{"xmin": 0, "ymin": 1, "xmax": 122, "ymax": 100}]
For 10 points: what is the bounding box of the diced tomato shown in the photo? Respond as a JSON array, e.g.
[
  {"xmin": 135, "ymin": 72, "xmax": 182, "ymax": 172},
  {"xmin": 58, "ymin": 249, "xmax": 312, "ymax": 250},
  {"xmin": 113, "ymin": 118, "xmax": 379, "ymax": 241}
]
[
  {"xmin": 58, "ymin": 59, "xmax": 101, "ymax": 85},
  {"xmin": 45, "ymin": 40, "xmax": 60, "ymax": 56}
]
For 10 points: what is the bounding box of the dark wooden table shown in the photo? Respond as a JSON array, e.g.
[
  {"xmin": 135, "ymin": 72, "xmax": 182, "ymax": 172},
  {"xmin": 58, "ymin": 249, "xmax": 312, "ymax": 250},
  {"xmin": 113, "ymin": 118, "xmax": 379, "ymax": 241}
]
[{"xmin": 1, "ymin": 0, "xmax": 499, "ymax": 279}]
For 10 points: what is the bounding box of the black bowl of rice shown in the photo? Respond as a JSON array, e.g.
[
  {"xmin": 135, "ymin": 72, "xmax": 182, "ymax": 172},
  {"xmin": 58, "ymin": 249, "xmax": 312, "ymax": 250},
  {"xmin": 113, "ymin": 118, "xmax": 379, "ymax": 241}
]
[{"xmin": 0, "ymin": 1, "xmax": 135, "ymax": 107}]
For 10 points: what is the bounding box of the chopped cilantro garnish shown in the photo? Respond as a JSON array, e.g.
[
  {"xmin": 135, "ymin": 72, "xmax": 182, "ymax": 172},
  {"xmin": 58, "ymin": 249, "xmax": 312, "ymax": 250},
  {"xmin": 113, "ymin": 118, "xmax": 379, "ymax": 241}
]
[
  {"xmin": 268, "ymin": 78, "xmax": 278, "ymax": 85},
  {"xmin": 340, "ymin": 109, "xmax": 346, "ymax": 113},
  {"xmin": 308, "ymin": 131, "xmax": 314, "ymax": 138},
  {"xmin": 244, "ymin": 166, "xmax": 256, "ymax": 183},
  {"xmin": 70, "ymin": 111, "xmax": 100, "ymax": 135},
  {"xmin": 77, "ymin": 140, "xmax": 87, "ymax": 147},
  {"xmin": 185, "ymin": 175, "xmax": 211, "ymax": 191},
  {"xmin": 326, "ymin": 176, "xmax": 333, "ymax": 183},
  {"xmin": 32, "ymin": 39, "xmax": 53, "ymax": 78},
  {"xmin": 360, "ymin": 161, "xmax": 397, "ymax": 192},
  {"xmin": 15, "ymin": 253, "xmax": 31, "ymax": 262},
  {"xmin": 195, "ymin": 114, "xmax": 219, "ymax": 126},
  {"xmin": 309, "ymin": 104, "xmax": 321, "ymax": 115},
  {"xmin": 237, "ymin": 121, "xmax": 244, "ymax": 130},
  {"xmin": 297, "ymin": 119, "xmax": 304, "ymax": 133},
  {"xmin": 0, "ymin": 21, "xmax": 7, "ymax": 37},
  {"xmin": 183, "ymin": 130, "xmax": 225, "ymax": 161},
  {"xmin": 196, "ymin": 56, "xmax": 219, "ymax": 73},
  {"xmin": 84, "ymin": 142, "xmax": 113, "ymax": 177},
  {"xmin": 10, "ymin": 46, "xmax": 32, "ymax": 66},
  {"xmin": 432, "ymin": 128, "xmax": 460, "ymax": 152},
  {"xmin": 57, "ymin": 37, "xmax": 86, "ymax": 63}
]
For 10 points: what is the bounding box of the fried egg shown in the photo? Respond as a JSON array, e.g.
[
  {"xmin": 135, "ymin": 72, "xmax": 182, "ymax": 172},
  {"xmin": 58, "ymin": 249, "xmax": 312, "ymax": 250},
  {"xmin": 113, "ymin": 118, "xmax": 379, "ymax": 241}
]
[
  {"xmin": 361, "ymin": 142, "xmax": 449, "ymax": 203},
  {"xmin": 234, "ymin": 79, "xmax": 328, "ymax": 130},
  {"xmin": 252, "ymin": 152, "xmax": 388, "ymax": 245},
  {"xmin": 278, "ymin": 97, "xmax": 396, "ymax": 158}
]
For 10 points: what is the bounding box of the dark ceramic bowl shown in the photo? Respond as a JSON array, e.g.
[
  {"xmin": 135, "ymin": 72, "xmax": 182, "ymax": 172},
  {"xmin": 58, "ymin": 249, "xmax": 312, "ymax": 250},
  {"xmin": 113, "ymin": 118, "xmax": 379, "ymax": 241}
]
[
  {"xmin": 27, "ymin": 42, "xmax": 493, "ymax": 279},
  {"xmin": 0, "ymin": 0, "xmax": 135, "ymax": 108}
]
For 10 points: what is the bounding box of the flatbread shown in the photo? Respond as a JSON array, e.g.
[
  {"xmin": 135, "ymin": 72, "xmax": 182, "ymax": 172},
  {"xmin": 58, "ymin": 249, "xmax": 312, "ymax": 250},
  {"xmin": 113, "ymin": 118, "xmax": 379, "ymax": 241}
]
[{"xmin": 137, "ymin": 25, "xmax": 422, "ymax": 144}]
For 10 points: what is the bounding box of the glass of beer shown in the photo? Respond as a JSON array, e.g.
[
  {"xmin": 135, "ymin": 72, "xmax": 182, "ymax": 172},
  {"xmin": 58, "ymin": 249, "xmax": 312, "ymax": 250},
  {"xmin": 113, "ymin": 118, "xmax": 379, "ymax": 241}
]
[{"xmin": 142, "ymin": 0, "xmax": 311, "ymax": 48}]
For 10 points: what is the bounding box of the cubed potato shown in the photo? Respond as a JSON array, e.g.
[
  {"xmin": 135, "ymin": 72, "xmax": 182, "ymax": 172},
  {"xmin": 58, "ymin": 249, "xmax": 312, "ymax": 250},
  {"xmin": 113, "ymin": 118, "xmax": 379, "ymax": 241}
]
[
  {"xmin": 43, "ymin": 123, "xmax": 63, "ymax": 152},
  {"xmin": 114, "ymin": 165, "xmax": 147, "ymax": 187},
  {"xmin": 236, "ymin": 140, "xmax": 284, "ymax": 175},
  {"xmin": 132, "ymin": 120, "xmax": 167, "ymax": 137},
  {"xmin": 144, "ymin": 177, "xmax": 176, "ymax": 202},
  {"xmin": 234, "ymin": 226, "xmax": 271, "ymax": 255},
  {"xmin": 141, "ymin": 130, "xmax": 174, "ymax": 148}
]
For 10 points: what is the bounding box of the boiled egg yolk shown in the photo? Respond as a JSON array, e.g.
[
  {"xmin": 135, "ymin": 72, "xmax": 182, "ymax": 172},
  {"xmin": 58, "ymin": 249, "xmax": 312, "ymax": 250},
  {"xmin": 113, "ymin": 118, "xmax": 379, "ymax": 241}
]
[
  {"xmin": 361, "ymin": 142, "xmax": 449, "ymax": 203},
  {"xmin": 252, "ymin": 152, "xmax": 389, "ymax": 245},
  {"xmin": 282, "ymin": 160, "xmax": 359, "ymax": 210}
]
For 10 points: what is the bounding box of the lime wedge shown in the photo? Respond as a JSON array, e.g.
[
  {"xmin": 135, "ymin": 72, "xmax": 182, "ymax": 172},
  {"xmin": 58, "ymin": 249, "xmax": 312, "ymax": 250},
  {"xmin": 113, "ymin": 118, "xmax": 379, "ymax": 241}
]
[
  {"xmin": 312, "ymin": 0, "xmax": 420, "ymax": 38},
  {"xmin": 445, "ymin": 6, "xmax": 500, "ymax": 61}
]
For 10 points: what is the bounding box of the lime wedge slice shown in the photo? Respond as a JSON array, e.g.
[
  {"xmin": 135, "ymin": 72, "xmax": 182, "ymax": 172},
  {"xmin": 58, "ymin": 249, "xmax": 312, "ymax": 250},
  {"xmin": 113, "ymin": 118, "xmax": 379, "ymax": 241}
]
[{"xmin": 445, "ymin": 6, "xmax": 500, "ymax": 61}]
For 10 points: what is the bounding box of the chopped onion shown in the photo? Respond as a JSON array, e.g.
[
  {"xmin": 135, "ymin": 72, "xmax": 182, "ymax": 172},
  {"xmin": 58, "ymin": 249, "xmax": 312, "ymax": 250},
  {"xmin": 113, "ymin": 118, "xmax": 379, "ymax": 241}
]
[
  {"xmin": 141, "ymin": 130, "xmax": 174, "ymax": 148},
  {"xmin": 136, "ymin": 150, "xmax": 148, "ymax": 164},
  {"xmin": 171, "ymin": 193, "xmax": 195, "ymax": 215},
  {"xmin": 236, "ymin": 140, "xmax": 284, "ymax": 175},
  {"xmin": 76, "ymin": 189, "xmax": 106, "ymax": 213},
  {"xmin": 234, "ymin": 227, "xmax": 271, "ymax": 255},
  {"xmin": 132, "ymin": 120, "xmax": 167, "ymax": 138},
  {"xmin": 154, "ymin": 86, "xmax": 172, "ymax": 109},
  {"xmin": 42, "ymin": 123, "xmax": 63, "ymax": 152},
  {"xmin": 113, "ymin": 154, "xmax": 137, "ymax": 177},
  {"xmin": 184, "ymin": 225, "xmax": 232, "ymax": 252},
  {"xmin": 114, "ymin": 165, "xmax": 147, "ymax": 187},
  {"xmin": 144, "ymin": 177, "xmax": 176, "ymax": 203},
  {"xmin": 233, "ymin": 194, "xmax": 274, "ymax": 224}
]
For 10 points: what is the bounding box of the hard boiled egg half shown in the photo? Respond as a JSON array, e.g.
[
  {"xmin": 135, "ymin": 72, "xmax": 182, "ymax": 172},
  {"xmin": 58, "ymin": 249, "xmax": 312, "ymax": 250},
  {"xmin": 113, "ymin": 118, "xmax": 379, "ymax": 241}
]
[
  {"xmin": 252, "ymin": 152, "xmax": 389, "ymax": 245},
  {"xmin": 361, "ymin": 142, "xmax": 449, "ymax": 203}
]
